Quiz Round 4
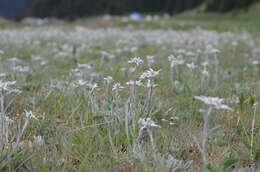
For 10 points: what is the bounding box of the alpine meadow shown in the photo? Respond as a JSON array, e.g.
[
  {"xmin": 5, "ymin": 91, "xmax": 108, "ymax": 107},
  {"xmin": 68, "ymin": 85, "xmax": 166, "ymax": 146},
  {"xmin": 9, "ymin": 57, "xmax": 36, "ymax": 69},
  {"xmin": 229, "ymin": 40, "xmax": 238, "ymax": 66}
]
[{"xmin": 0, "ymin": 2, "xmax": 260, "ymax": 172}]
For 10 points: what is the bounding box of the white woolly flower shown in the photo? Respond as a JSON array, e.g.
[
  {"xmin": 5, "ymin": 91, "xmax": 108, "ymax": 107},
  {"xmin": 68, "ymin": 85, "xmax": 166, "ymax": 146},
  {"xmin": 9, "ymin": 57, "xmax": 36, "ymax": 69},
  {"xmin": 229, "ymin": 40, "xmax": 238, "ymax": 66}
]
[
  {"xmin": 14, "ymin": 66, "xmax": 30, "ymax": 73},
  {"xmin": 128, "ymin": 57, "xmax": 143, "ymax": 66},
  {"xmin": 86, "ymin": 83, "xmax": 98, "ymax": 92},
  {"xmin": 112, "ymin": 83, "xmax": 124, "ymax": 92},
  {"xmin": 126, "ymin": 80, "xmax": 143, "ymax": 87},
  {"xmin": 201, "ymin": 61, "xmax": 209, "ymax": 67},
  {"xmin": 77, "ymin": 79, "xmax": 88, "ymax": 86},
  {"xmin": 186, "ymin": 62, "xmax": 197, "ymax": 70},
  {"xmin": 0, "ymin": 80, "xmax": 21, "ymax": 94},
  {"xmin": 24, "ymin": 110, "xmax": 38, "ymax": 120},
  {"xmin": 139, "ymin": 118, "xmax": 160, "ymax": 129},
  {"xmin": 202, "ymin": 69, "xmax": 209, "ymax": 77},
  {"xmin": 251, "ymin": 60, "xmax": 259, "ymax": 65},
  {"xmin": 77, "ymin": 63, "xmax": 92, "ymax": 69},
  {"xmin": 208, "ymin": 48, "xmax": 220, "ymax": 54},
  {"xmin": 168, "ymin": 55, "xmax": 185, "ymax": 68},
  {"xmin": 194, "ymin": 96, "xmax": 233, "ymax": 111},
  {"xmin": 73, "ymin": 80, "xmax": 98, "ymax": 91},
  {"xmin": 140, "ymin": 68, "xmax": 161, "ymax": 80},
  {"xmin": 104, "ymin": 76, "xmax": 113, "ymax": 84}
]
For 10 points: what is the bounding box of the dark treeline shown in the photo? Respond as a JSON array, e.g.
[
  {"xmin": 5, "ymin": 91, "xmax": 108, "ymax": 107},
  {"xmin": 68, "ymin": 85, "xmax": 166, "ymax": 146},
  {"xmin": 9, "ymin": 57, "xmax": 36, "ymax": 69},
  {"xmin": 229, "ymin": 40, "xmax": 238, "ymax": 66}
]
[
  {"xmin": 26, "ymin": 0, "xmax": 204, "ymax": 19},
  {"xmin": 0, "ymin": 0, "xmax": 28, "ymax": 18},
  {"xmin": 206, "ymin": 0, "xmax": 259, "ymax": 12},
  {"xmin": 25, "ymin": 0, "xmax": 259, "ymax": 19}
]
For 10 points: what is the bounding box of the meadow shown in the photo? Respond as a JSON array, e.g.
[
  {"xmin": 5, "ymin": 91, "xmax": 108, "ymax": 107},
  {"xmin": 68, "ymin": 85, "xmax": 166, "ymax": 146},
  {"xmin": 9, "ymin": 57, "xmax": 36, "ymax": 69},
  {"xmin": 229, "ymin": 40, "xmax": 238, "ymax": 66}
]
[{"xmin": 0, "ymin": 8, "xmax": 260, "ymax": 172}]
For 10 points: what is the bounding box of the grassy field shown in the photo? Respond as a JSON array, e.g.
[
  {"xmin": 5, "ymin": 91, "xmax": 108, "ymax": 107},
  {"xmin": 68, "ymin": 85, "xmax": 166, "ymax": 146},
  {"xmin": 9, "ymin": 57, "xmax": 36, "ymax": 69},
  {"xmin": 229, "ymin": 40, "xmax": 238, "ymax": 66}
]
[{"xmin": 0, "ymin": 4, "xmax": 260, "ymax": 172}]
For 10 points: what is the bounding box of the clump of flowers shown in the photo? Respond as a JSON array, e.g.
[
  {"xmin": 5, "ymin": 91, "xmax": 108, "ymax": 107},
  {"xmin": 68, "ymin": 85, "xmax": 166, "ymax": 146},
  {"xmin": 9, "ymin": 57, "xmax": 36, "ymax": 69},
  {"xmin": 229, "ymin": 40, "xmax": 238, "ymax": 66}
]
[{"xmin": 136, "ymin": 118, "xmax": 160, "ymax": 149}]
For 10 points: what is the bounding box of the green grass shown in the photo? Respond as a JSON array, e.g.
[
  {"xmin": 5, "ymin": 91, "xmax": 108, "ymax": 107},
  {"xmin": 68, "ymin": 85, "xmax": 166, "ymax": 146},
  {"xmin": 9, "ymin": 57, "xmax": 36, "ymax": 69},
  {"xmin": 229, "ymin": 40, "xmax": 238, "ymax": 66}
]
[{"xmin": 173, "ymin": 3, "xmax": 260, "ymax": 32}]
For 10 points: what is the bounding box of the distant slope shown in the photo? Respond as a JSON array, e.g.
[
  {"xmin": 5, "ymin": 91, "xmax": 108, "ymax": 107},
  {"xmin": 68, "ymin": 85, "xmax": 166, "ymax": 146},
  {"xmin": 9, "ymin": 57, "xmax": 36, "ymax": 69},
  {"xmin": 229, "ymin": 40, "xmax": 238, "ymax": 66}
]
[{"xmin": 172, "ymin": 2, "xmax": 260, "ymax": 31}]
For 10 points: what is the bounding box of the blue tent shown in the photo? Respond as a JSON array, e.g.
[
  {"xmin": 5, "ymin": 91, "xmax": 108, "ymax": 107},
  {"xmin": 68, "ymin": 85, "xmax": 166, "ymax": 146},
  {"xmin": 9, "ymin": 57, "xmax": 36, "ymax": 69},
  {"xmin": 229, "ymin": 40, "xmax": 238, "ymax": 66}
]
[{"xmin": 0, "ymin": 0, "xmax": 28, "ymax": 17}]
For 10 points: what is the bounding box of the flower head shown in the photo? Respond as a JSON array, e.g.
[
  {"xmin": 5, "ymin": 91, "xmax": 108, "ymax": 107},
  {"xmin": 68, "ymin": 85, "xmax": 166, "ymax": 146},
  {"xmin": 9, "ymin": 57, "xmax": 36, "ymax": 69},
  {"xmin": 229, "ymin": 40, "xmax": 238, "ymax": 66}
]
[
  {"xmin": 186, "ymin": 62, "xmax": 197, "ymax": 70},
  {"xmin": 139, "ymin": 118, "xmax": 160, "ymax": 129},
  {"xmin": 104, "ymin": 76, "xmax": 113, "ymax": 84},
  {"xmin": 128, "ymin": 57, "xmax": 143, "ymax": 66},
  {"xmin": 24, "ymin": 110, "xmax": 38, "ymax": 120},
  {"xmin": 86, "ymin": 82, "xmax": 98, "ymax": 92},
  {"xmin": 202, "ymin": 69, "xmax": 209, "ymax": 77},
  {"xmin": 112, "ymin": 83, "xmax": 124, "ymax": 92},
  {"xmin": 194, "ymin": 96, "xmax": 233, "ymax": 111},
  {"xmin": 126, "ymin": 80, "xmax": 143, "ymax": 87},
  {"xmin": 0, "ymin": 80, "xmax": 21, "ymax": 94},
  {"xmin": 77, "ymin": 79, "xmax": 88, "ymax": 86},
  {"xmin": 208, "ymin": 48, "xmax": 220, "ymax": 54},
  {"xmin": 168, "ymin": 55, "xmax": 185, "ymax": 68},
  {"xmin": 140, "ymin": 68, "xmax": 161, "ymax": 80}
]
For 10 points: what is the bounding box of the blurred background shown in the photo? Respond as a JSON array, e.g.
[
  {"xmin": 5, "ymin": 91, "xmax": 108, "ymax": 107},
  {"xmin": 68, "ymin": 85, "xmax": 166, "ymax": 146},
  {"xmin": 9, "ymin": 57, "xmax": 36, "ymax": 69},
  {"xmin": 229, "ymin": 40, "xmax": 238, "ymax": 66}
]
[{"xmin": 0, "ymin": 0, "xmax": 258, "ymax": 20}]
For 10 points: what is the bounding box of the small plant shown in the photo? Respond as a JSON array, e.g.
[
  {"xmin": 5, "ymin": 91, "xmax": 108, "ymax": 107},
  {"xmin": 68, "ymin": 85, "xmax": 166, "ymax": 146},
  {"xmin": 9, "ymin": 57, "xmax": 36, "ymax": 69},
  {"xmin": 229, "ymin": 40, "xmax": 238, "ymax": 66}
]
[{"xmin": 193, "ymin": 96, "xmax": 233, "ymax": 171}]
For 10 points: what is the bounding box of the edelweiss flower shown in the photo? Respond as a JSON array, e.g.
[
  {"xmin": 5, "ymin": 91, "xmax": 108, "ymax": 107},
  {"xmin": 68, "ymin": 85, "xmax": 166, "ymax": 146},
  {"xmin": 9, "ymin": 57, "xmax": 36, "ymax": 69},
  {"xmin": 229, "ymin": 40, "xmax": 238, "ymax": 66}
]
[
  {"xmin": 168, "ymin": 55, "xmax": 185, "ymax": 68},
  {"xmin": 201, "ymin": 61, "xmax": 209, "ymax": 67},
  {"xmin": 14, "ymin": 65, "xmax": 29, "ymax": 73},
  {"xmin": 202, "ymin": 69, "xmax": 209, "ymax": 77},
  {"xmin": 104, "ymin": 76, "xmax": 113, "ymax": 84},
  {"xmin": 86, "ymin": 83, "xmax": 98, "ymax": 92},
  {"xmin": 140, "ymin": 68, "xmax": 161, "ymax": 80},
  {"xmin": 194, "ymin": 96, "xmax": 233, "ymax": 111},
  {"xmin": 251, "ymin": 60, "xmax": 259, "ymax": 65},
  {"xmin": 24, "ymin": 110, "xmax": 38, "ymax": 120},
  {"xmin": 112, "ymin": 83, "xmax": 124, "ymax": 92},
  {"xmin": 186, "ymin": 62, "xmax": 197, "ymax": 70},
  {"xmin": 77, "ymin": 79, "xmax": 88, "ymax": 86},
  {"xmin": 78, "ymin": 63, "xmax": 92, "ymax": 69},
  {"xmin": 139, "ymin": 118, "xmax": 160, "ymax": 129},
  {"xmin": 208, "ymin": 48, "xmax": 220, "ymax": 54},
  {"xmin": 128, "ymin": 57, "xmax": 143, "ymax": 66},
  {"xmin": 0, "ymin": 80, "xmax": 20, "ymax": 94},
  {"xmin": 126, "ymin": 80, "xmax": 143, "ymax": 86}
]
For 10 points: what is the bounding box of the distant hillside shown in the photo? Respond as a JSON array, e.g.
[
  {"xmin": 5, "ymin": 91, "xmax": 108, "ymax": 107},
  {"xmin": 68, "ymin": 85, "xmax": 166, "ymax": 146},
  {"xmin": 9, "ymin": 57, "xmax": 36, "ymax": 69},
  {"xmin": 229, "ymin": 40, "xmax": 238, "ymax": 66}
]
[{"xmin": 0, "ymin": 0, "xmax": 29, "ymax": 18}]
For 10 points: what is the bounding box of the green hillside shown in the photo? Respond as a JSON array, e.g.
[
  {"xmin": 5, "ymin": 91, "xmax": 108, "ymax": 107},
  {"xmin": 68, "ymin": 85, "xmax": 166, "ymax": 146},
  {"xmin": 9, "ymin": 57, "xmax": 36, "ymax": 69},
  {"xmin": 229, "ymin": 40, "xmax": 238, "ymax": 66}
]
[{"xmin": 174, "ymin": 2, "xmax": 260, "ymax": 31}]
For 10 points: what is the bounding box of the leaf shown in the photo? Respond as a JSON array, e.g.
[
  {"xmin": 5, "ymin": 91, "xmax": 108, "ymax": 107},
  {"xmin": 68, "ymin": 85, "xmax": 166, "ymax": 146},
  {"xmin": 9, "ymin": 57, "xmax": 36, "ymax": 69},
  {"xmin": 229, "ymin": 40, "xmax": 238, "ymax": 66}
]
[
  {"xmin": 223, "ymin": 158, "xmax": 239, "ymax": 169},
  {"xmin": 254, "ymin": 150, "xmax": 260, "ymax": 160}
]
